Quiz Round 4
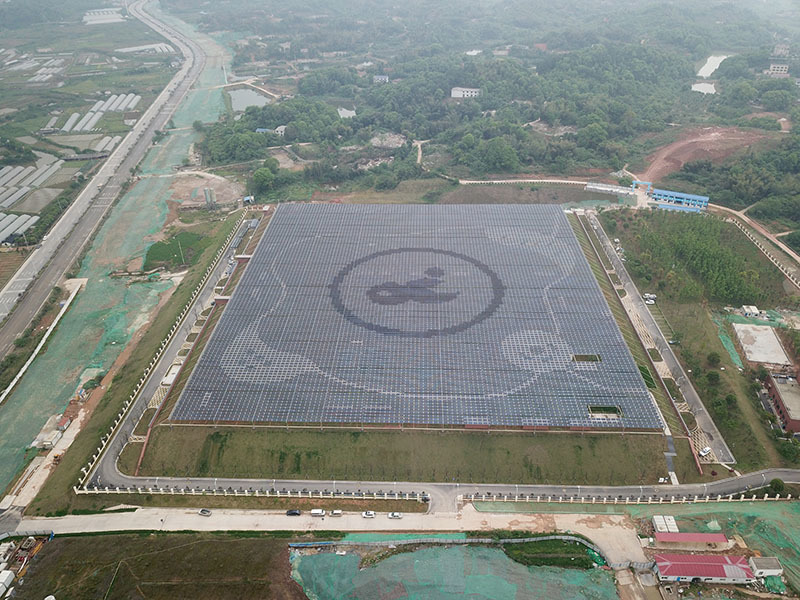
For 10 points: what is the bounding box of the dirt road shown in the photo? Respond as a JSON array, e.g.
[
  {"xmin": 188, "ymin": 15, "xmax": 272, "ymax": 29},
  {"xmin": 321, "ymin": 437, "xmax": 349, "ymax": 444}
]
[{"xmin": 638, "ymin": 126, "xmax": 776, "ymax": 183}]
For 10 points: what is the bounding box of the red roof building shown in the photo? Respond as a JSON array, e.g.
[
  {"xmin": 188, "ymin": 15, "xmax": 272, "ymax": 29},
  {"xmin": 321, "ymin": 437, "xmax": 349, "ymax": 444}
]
[
  {"xmin": 654, "ymin": 554, "xmax": 755, "ymax": 584},
  {"xmin": 654, "ymin": 532, "xmax": 728, "ymax": 544}
]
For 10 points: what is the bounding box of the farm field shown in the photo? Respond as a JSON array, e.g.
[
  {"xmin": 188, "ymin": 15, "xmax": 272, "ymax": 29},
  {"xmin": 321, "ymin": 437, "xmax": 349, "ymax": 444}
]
[{"xmin": 0, "ymin": 251, "xmax": 26, "ymax": 288}]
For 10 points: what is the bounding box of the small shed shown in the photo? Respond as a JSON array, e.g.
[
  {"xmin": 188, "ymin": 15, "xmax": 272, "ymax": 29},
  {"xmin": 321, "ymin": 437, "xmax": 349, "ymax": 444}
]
[
  {"xmin": 749, "ymin": 557, "xmax": 783, "ymax": 578},
  {"xmin": 742, "ymin": 305, "xmax": 760, "ymax": 317}
]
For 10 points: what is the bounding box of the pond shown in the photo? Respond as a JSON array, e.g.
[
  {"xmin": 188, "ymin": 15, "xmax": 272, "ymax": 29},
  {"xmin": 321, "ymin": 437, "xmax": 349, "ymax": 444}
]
[
  {"xmin": 228, "ymin": 87, "xmax": 271, "ymax": 112},
  {"xmin": 691, "ymin": 82, "xmax": 717, "ymax": 94},
  {"xmin": 696, "ymin": 54, "xmax": 729, "ymax": 78}
]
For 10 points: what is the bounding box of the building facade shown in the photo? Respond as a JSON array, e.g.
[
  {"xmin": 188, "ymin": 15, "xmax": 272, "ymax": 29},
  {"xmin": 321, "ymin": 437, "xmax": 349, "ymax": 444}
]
[
  {"xmin": 654, "ymin": 554, "xmax": 755, "ymax": 584},
  {"xmin": 451, "ymin": 87, "xmax": 481, "ymax": 98},
  {"xmin": 765, "ymin": 373, "xmax": 800, "ymax": 433}
]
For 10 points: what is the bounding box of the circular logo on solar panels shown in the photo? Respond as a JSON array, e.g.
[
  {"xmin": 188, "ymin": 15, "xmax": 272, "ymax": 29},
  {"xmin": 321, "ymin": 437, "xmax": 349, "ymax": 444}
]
[{"xmin": 330, "ymin": 248, "xmax": 504, "ymax": 338}]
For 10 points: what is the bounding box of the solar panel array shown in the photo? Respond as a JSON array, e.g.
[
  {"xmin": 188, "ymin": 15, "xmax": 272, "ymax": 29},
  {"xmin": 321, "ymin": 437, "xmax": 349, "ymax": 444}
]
[{"xmin": 172, "ymin": 204, "xmax": 662, "ymax": 430}]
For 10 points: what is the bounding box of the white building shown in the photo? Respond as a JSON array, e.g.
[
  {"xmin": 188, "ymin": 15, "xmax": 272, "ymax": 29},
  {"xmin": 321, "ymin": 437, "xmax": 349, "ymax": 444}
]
[
  {"xmin": 451, "ymin": 87, "xmax": 480, "ymax": 99},
  {"xmin": 274, "ymin": 125, "xmax": 286, "ymax": 137},
  {"xmin": 749, "ymin": 557, "xmax": 783, "ymax": 578},
  {"xmin": 768, "ymin": 64, "xmax": 790, "ymax": 78}
]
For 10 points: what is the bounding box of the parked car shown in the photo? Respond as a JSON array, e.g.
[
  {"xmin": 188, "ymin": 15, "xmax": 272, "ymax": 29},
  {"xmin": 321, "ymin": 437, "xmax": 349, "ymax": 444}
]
[
  {"xmin": 330, "ymin": 510, "xmax": 343, "ymax": 517},
  {"xmin": 198, "ymin": 508, "xmax": 212, "ymax": 517},
  {"xmin": 388, "ymin": 512, "xmax": 403, "ymax": 519},
  {"xmin": 698, "ymin": 446, "xmax": 712, "ymax": 457},
  {"xmin": 286, "ymin": 509, "xmax": 301, "ymax": 516},
  {"xmin": 645, "ymin": 299, "xmax": 655, "ymax": 305},
  {"xmin": 361, "ymin": 511, "xmax": 376, "ymax": 518}
]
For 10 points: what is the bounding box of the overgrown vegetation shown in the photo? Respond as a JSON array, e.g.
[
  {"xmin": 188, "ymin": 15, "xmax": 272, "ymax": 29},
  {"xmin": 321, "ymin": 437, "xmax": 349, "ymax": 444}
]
[
  {"xmin": 0, "ymin": 137, "xmax": 36, "ymax": 165},
  {"xmin": 179, "ymin": 0, "xmax": 792, "ymax": 197},
  {"xmin": 143, "ymin": 230, "xmax": 213, "ymax": 271},
  {"xmin": 602, "ymin": 210, "xmax": 790, "ymax": 305},
  {"xmin": 502, "ymin": 539, "xmax": 595, "ymax": 569},
  {"xmin": 667, "ymin": 133, "xmax": 800, "ymax": 229},
  {"xmin": 603, "ymin": 209, "xmax": 799, "ymax": 469}
]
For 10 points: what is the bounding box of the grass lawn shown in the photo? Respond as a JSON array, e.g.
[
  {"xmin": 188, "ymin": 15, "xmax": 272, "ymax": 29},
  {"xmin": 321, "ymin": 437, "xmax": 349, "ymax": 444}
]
[
  {"xmin": 602, "ymin": 210, "xmax": 796, "ymax": 472},
  {"xmin": 502, "ymin": 539, "xmax": 595, "ymax": 569},
  {"xmin": 660, "ymin": 300, "xmax": 780, "ymax": 471},
  {"xmin": 126, "ymin": 426, "xmax": 668, "ymax": 486},
  {"xmin": 13, "ymin": 533, "xmax": 309, "ymax": 600},
  {"xmin": 316, "ymin": 178, "xmax": 453, "ymax": 204},
  {"xmin": 143, "ymin": 228, "xmax": 217, "ymax": 271}
]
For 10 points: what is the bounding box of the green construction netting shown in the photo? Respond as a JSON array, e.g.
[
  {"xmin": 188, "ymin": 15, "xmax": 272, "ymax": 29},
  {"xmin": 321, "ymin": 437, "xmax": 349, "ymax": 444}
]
[
  {"xmin": 473, "ymin": 501, "xmax": 800, "ymax": 591},
  {"xmin": 0, "ymin": 15, "xmax": 234, "ymax": 491},
  {"xmin": 711, "ymin": 314, "xmax": 744, "ymax": 369},
  {"xmin": 626, "ymin": 502, "xmax": 800, "ymax": 591},
  {"xmin": 292, "ymin": 546, "xmax": 617, "ymax": 600},
  {"xmin": 764, "ymin": 575, "xmax": 786, "ymax": 594}
]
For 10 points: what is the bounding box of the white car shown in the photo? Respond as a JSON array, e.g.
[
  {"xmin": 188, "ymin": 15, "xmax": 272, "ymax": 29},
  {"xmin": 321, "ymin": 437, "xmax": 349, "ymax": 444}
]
[
  {"xmin": 645, "ymin": 299, "xmax": 655, "ymax": 305},
  {"xmin": 388, "ymin": 512, "xmax": 403, "ymax": 519},
  {"xmin": 698, "ymin": 446, "xmax": 713, "ymax": 457},
  {"xmin": 361, "ymin": 511, "xmax": 376, "ymax": 518}
]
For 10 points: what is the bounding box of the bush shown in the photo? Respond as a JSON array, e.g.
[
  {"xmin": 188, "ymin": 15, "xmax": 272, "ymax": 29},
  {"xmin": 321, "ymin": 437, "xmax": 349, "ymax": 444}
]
[{"xmin": 769, "ymin": 478, "xmax": 785, "ymax": 494}]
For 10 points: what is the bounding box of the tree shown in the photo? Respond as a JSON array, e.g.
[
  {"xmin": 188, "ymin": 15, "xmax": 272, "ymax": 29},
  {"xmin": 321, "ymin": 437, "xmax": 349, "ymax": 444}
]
[
  {"xmin": 768, "ymin": 478, "xmax": 785, "ymax": 494},
  {"xmin": 576, "ymin": 122, "xmax": 608, "ymax": 149},
  {"xmin": 262, "ymin": 156, "xmax": 280, "ymax": 174},
  {"xmin": 706, "ymin": 371, "xmax": 720, "ymax": 386},
  {"xmin": 251, "ymin": 168, "xmax": 275, "ymax": 194},
  {"xmin": 761, "ymin": 90, "xmax": 794, "ymax": 112},
  {"xmin": 192, "ymin": 120, "xmax": 205, "ymax": 132},
  {"xmin": 707, "ymin": 352, "xmax": 721, "ymax": 367}
]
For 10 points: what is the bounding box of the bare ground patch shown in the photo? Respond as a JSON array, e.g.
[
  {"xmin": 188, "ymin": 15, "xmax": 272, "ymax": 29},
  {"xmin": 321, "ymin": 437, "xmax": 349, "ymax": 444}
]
[{"xmin": 638, "ymin": 126, "xmax": 780, "ymax": 183}]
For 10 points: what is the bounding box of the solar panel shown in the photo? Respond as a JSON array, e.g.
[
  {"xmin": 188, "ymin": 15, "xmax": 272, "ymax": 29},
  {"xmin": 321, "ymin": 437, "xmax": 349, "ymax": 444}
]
[{"xmin": 171, "ymin": 204, "xmax": 662, "ymax": 429}]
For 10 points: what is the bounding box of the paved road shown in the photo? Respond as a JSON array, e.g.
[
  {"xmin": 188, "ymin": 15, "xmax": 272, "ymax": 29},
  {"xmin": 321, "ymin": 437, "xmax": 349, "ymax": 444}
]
[
  {"xmin": 0, "ymin": 0, "xmax": 206, "ymax": 361},
  {"xmin": 586, "ymin": 211, "xmax": 735, "ymax": 465},
  {"xmin": 91, "ymin": 216, "xmax": 247, "ymax": 483}
]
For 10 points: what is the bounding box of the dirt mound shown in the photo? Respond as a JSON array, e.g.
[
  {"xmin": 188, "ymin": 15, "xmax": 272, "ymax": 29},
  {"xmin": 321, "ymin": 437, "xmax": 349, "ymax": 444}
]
[{"xmin": 639, "ymin": 126, "xmax": 776, "ymax": 183}]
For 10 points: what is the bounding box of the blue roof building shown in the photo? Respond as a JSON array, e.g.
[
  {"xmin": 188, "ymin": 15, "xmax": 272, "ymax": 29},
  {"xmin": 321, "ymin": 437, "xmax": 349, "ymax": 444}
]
[{"xmin": 650, "ymin": 188, "xmax": 709, "ymax": 212}]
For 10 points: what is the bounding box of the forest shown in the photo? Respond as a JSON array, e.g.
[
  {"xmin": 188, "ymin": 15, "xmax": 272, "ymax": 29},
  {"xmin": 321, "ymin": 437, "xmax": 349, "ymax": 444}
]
[
  {"xmin": 203, "ymin": 45, "xmax": 696, "ymax": 176},
  {"xmin": 667, "ymin": 132, "xmax": 800, "ymax": 237},
  {"xmin": 164, "ymin": 0, "xmax": 800, "ymax": 197},
  {"xmin": 600, "ymin": 210, "xmax": 788, "ymax": 306}
]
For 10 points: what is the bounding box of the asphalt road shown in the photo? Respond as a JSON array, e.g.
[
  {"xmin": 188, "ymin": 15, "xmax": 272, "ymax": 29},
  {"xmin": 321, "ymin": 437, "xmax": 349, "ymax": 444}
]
[
  {"xmin": 586, "ymin": 211, "xmax": 735, "ymax": 464},
  {"xmin": 0, "ymin": 0, "xmax": 206, "ymax": 361},
  {"xmin": 54, "ymin": 468, "xmax": 800, "ymax": 516},
  {"xmin": 92, "ymin": 216, "xmax": 247, "ymax": 484}
]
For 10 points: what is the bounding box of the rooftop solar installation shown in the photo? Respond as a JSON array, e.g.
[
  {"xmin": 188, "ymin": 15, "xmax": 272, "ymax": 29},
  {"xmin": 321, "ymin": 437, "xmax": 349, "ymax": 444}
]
[{"xmin": 171, "ymin": 204, "xmax": 663, "ymax": 429}]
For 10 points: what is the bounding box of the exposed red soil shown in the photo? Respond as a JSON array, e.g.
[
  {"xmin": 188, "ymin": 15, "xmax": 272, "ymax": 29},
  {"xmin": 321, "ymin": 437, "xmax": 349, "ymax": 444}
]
[{"xmin": 638, "ymin": 126, "xmax": 777, "ymax": 183}]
